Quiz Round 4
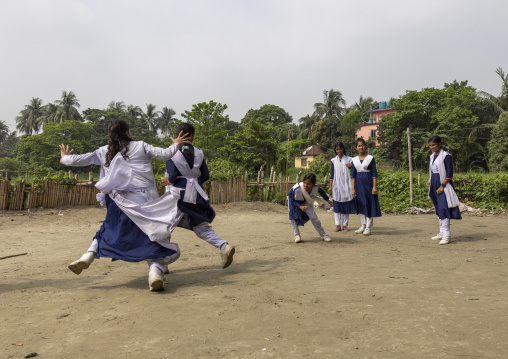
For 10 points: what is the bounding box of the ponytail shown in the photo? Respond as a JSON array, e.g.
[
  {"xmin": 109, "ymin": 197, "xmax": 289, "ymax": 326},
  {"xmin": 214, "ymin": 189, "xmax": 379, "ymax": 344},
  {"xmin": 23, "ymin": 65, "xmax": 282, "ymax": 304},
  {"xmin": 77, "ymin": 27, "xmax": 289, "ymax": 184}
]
[{"xmin": 105, "ymin": 119, "xmax": 133, "ymax": 167}]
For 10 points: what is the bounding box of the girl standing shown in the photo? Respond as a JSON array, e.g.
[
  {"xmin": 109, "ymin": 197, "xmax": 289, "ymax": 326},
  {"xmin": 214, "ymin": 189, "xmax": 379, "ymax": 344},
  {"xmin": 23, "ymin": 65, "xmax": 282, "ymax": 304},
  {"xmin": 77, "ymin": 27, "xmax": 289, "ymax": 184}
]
[
  {"xmin": 351, "ymin": 138, "xmax": 381, "ymax": 235},
  {"xmin": 161, "ymin": 123, "xmax": 235, "ymax": 269},
  {"xmin": 328, "ymin": 142, "xmax": 357, "ymax": 231},
  {"xmin": 62, "ymin": 119, "xmax": 190, "ymax": 291},
  {"xmin": 288, "ymin": 173, "xmax": 333, "ymax": 243},
  {"xmin": 426, "ymin": 135, "xmax": 461, "ymax": 245}
]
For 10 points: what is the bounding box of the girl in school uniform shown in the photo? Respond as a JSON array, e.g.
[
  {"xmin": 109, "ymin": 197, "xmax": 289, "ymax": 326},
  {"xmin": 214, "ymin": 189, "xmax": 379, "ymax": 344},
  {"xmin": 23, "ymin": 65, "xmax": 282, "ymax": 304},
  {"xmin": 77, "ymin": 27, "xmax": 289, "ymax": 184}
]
[
  {"xmin": 426, "ymin": 135, "xmax": 461, "ymax": 245},
  {"xmin": 288, "ymin": 173, "xmax": 333, "ymax": 243},
  {"xmin": 351, "ymin": 138, "xmax": 381, "ymax": 235},
  {"xmin": 62, "ymin": 119, "xmax": 190, "ymax": 291},
  {"xmin": 328, "ymin": 142, "xmax": 357, "ymax": 231},
  {"xmin": 161, "ymin": 123, "xmax": 235, "ymax": 268}
]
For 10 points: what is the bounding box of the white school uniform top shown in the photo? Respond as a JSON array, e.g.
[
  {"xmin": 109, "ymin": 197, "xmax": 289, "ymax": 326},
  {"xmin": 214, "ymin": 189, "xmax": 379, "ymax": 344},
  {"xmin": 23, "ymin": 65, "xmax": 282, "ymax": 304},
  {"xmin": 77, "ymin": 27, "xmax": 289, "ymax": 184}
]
[{"xmin": 61, "ymin": 141, "xmax": 181, "ymax": 250}]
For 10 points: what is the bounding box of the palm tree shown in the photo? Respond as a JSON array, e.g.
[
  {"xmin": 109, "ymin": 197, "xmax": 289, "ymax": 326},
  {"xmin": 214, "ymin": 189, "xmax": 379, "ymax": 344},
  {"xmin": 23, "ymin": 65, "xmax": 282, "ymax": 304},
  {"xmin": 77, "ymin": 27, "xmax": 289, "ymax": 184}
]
[
  {"xmin": 479, "ymin": 67, "xmax": 508, "ymax": 119},
  {"xmin": 142, "ymin": 103, "xmax": 160, "ymax": 132},
  {"xmin": 54, "ymin": 90, "xmax": 82, "ymax": 122},
  {"xmin": 127, "ymin": 105, "xmax": 143, "ymax": 121},
  {"xmin": 0, "ymin": 120, "xmax": 9, "ymax": 143},
  {"xmin": 38, "ymin": 103, "xmax": 60, "ymax": 127},
  {"xmin": 159, "ymin": 107, "xmax": 177, "ymax": 136},
  {"xmin": 108, "ymin": 101, "xmax": 127, "ymax": 112},
  {"xmin": 298, "ymin": 114, "xmax": 317, "ymax": 139},
  {"xmin": 313, "ymin": 89, "xmax": 346, "ymax": 120},
  {"xmin": 352, "ymin": 96, "xmax": 375, "ymax": 113},
  {"xmin": 15, "ymin": 97, "xmax": 44, "ymax": 135}
]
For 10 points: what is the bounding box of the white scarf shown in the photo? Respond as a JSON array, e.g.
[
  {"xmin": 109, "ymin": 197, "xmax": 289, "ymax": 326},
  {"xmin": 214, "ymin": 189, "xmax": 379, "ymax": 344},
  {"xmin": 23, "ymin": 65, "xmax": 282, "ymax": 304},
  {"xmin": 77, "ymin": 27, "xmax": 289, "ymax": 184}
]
[
  {"xmin": 331, "ymin": 155, "xmax": 353, "ymax": 202},
  {"xmin": 352, "ymin": 154, "xmax": 373, "ymax": 173},
  {"xmin": 428, "ymin": 150, "xmax": 460, "ymax": 208},
  {"xmin": 294, "ymin": 182, "xmax": 330, "ymax": 210},
  {"xmin": 171, "ymin": 148, "xmax": 209, "ymax": 204}
]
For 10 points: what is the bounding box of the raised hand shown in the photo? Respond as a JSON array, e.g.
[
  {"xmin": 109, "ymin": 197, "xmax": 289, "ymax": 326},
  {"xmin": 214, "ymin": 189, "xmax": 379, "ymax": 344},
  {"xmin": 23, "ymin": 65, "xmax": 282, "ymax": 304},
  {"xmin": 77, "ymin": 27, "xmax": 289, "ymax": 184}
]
[
  {"xmin": 170, "ymin": 131, "xmax": 192, "ymax": 146},
  {"xmin": 59, "ymin": 144, "xmax": 74, "ymax": 158}
]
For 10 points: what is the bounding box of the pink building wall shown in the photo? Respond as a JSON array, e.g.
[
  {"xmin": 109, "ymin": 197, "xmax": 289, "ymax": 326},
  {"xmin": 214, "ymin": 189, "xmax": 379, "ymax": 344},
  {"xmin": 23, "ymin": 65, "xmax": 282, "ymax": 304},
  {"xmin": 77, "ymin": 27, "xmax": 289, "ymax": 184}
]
[{"xmin": 355, "ymin": 108, "xmax": 396, "ymax": 145}]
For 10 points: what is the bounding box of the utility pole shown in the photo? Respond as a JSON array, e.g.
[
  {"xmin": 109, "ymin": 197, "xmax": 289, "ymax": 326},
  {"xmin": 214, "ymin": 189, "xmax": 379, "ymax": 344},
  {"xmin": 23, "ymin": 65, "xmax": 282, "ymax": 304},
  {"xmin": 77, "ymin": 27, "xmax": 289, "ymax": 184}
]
[{"xmin": 407, "ymin": 127, "xmax": 413, "ymax": 204}]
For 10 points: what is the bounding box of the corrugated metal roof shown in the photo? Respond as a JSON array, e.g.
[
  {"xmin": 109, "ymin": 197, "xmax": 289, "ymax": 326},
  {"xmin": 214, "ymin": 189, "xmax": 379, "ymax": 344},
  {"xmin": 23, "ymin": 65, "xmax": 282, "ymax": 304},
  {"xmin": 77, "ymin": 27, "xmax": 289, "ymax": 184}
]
[{"xmin": 302, "ymin": 145, "xmax": 325, "ymax": 156}]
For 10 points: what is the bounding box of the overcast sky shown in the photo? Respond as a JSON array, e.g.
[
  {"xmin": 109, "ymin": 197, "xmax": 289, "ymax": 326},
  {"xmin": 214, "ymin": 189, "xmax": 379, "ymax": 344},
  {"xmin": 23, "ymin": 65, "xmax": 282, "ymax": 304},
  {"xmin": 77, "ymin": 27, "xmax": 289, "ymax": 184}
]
[{"xmin": 1, "ymin": 0, "xmax": 507, "ymax": 132}]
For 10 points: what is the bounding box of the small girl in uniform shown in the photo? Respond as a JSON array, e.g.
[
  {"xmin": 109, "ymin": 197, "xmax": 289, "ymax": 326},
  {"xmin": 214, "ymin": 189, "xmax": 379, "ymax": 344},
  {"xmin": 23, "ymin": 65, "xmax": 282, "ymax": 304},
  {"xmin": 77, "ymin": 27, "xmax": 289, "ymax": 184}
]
[
  {"xmin": 426, "ymin": 135, "xmax": 461, "ymax": 245},
  {"xmin": 161, "ymin": 123, "xmax": 235, "ymax": 268},
  {"xmin": 288, "ymin": 173, "xmax": 333, "ymax": 243},
  {"xmin": 351, "ymin": 138, "xmax": 381, "ymax": 235},
  {"xmin": 328, "ymin": 142, "xmax": 357, "ymax": 231}
]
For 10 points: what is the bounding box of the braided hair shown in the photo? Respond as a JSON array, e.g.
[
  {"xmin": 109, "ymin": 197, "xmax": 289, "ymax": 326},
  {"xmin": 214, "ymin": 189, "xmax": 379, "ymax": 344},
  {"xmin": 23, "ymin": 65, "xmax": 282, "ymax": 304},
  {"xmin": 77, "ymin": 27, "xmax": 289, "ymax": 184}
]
[{"xmin": 105, "ymin": 119, "xmax": 133, "ymax": 167}]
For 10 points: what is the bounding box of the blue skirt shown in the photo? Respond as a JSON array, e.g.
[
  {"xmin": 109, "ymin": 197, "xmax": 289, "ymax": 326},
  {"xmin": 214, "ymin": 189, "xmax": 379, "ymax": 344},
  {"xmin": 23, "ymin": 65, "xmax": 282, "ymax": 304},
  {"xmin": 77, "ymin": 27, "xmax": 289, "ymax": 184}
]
[
  {"xmin": 333, "ymin": 199, "xmax": 358, "ymax": 214},
  {"xmin": 429, "ymin": 173, "xmax": 462, "ymax": 220},
  {"xmin": 95, "ymin": 196, "xmax": 178, "ymax": 262},
  {"xmin": 355, "ymin": 172, "xmax": 382, "ymax": 218}
]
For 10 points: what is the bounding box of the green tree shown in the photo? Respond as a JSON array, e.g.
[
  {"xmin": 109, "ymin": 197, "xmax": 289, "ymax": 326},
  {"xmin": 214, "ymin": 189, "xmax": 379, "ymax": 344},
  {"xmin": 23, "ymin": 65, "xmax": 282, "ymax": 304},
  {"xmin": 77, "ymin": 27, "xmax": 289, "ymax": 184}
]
[
  {"xmin": 54, "ymin": 90, "xmax": 82, "ymax": 122},
  {"xmin": 159, "ymin": 107, "xmax": 178, "ymax": 137},
  {"xmin": 13, "ymin": 121, "xmax": 102, "ymax": 171},
  {"xmin": 241, "ymin": 104, "xmax": 293, "ymax": 128},
  {"xmin": 15, "ymin": 97, "xmax": 44, "ymax": 135},
  {"xmin": 181, "ymin": 101, "xmax": 229, "ymax": 158},
  {"xmin": 487, "ymin": 112, "xmax": 508, "ymax": 171},
  {"xmin": 0, "ymin": 131, "xmax": 19, "ymax": 158},
  {"xmin": 377, "ymin": 81, "xmax": 486, "ymax": 171},
  {"xmin": 298, "ymin": 114, "xmax": 318, "ymax": 139},
  {"xmin": 0, "ymin": 120, "xmax": 9, "ymax": 143},
  {"xmin": 335, "ymin": 110, "xmax": 363, "ymax": 155},
  {"xmin": 220, "ymin": 120, "xmax": 277, "ymax": 174}
]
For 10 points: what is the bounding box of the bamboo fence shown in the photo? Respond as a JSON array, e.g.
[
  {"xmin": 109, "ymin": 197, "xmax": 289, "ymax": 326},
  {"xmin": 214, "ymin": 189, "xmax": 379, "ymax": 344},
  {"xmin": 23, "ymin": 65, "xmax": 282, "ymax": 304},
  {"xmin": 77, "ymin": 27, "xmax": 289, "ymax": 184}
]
[{"xmin": 0, "ymin": 165, "xmax": 323, "ymax": 210}]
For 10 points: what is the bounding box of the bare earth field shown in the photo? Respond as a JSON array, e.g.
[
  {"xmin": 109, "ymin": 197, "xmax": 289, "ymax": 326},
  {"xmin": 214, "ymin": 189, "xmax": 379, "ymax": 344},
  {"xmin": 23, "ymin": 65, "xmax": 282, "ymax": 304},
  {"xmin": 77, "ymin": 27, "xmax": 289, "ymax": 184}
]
[{"xmin": 1, "ymin": 202, "xmax": 507, "ymax": 359}]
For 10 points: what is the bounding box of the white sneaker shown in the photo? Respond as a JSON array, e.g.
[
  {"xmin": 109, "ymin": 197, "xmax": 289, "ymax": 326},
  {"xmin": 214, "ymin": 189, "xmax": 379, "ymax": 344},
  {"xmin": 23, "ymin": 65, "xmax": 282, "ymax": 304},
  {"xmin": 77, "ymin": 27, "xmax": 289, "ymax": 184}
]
[
  {"xmin": 322, "ymin": 234, "xmax": 332, "ymax": 242},
  {"xmin": 148, "ymin": 267, "xmax": 164, "ymax": 291},
  {"xmin": 68, "ymin": 252, "xmax": 95, "ymax": 275},
  {"xmin": 294, "ymin": 235, "xmax": 302, "ymax": 243},
  {"xmin": 439, "ymin": 236, "xmax": 450, "ymax": 245},
  {"xmin": 363, "ymin": 228, "xmax": 371, "ymax": 236},
  {"xmin": 355, "ymin": 225, "xmax": 366, "ymax": 234},
  {"xmin": 431, "ymin": 232, "xmax": 444, "ymax": 240},
  {"xmin": 220, "ymin": 244, "xmax": 235, "ymax": 269}
]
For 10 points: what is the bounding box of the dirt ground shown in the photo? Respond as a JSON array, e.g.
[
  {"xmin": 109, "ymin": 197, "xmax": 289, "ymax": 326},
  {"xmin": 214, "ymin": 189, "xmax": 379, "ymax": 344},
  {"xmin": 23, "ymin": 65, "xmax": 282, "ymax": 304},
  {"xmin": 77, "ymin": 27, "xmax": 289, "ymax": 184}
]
[{"xmin": 1, "ymin": 202, "xmax": 507, "ymax": 359}]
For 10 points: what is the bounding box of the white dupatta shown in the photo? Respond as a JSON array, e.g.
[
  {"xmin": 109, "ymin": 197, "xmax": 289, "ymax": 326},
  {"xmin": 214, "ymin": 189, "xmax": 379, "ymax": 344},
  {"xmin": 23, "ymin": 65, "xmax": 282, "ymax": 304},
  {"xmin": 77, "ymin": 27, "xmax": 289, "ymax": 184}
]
[
  {"xmin": 331, "ymin": 155, "xmax": 353, "ymax": 202},
  {"xmin": 428, "ymin": 150, "xmax": 460, "ymax": 208}
]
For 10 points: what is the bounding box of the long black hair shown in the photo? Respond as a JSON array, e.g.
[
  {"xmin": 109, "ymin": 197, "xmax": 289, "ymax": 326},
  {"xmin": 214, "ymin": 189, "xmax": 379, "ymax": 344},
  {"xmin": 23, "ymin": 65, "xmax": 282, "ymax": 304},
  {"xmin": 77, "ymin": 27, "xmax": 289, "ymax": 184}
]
[
  {"xmin": 176, "ymin": 123, "xmax": 195, "ymax": 161},
  {"xmin": 105, "ymin": 119, "xmax": 133, "ymax": 167},
  {"xmin": 334, "ymin": 142, "xmax": 347, "ymax": 156}
]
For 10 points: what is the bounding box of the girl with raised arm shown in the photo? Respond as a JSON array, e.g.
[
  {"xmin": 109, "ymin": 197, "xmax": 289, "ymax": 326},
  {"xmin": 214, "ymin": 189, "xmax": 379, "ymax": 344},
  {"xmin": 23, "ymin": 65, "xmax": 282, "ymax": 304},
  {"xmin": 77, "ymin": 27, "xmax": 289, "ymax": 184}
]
[{"xmin": 61, "ymin": 119, "xmax": 190, "ymax": 291}]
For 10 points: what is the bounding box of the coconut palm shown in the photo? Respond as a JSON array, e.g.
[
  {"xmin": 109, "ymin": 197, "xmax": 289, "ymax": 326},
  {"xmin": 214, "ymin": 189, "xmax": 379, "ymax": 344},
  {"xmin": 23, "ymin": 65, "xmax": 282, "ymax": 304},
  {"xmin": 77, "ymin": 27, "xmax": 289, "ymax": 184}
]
[
  {"xmin": 298, "ymin": 114, "xmax": 318, "ymax": 139},
  {"xmin": 127, "ymin": 105, "xmax": 143, "ymax": 122},
  {"xmin": 142, "ymin": 103, "xmax": 160, "ymax": 132},
  {"xmin": 15, "ymin": 97, "xmax": 44, "ymax": 135},
  {"xmin": 313, "ymin": 89, "xmax": 346, "ymax": 121},
  {"xmin": 479, "ymin": 67, "xmax": 508, "ymax": 120},
  {"xmin": 0, "ymin": 120, "xmax": 9, "ymax": 143},
  {"xmin": 108, "ymin": 101, "xmax": 127, "ymax": 112},
  {"xmin": 159, "ymin": 107, "xmax": 177, "ymax": 136},
  {"xmin": 54, "ymin": 90, "xmax": 82, "ymax": 122},
  {"xmin": 37, "ymin": 103, "xmax": 60, "ymax": 127},
  {"xmin": 352, "ymin": 96, "xmax": 375, "ymax": 113}
]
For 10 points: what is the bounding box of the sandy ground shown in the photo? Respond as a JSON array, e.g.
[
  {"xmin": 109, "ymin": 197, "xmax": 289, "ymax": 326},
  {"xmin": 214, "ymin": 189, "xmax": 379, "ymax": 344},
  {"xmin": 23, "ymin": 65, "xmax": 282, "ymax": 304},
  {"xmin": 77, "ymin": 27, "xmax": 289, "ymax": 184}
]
[{"xmin": 1, "ymin": 202, "xmax": 507, "ymax": 359}]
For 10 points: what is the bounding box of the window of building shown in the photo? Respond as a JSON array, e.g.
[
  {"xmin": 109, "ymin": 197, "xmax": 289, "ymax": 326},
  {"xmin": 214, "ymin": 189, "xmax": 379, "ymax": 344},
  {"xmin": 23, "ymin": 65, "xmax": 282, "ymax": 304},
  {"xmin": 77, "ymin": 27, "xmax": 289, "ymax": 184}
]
[
  {"xmin": 370, "ymin": 129, "xmax": 377, "ymax": 138},
  {"xmin": 301, "ymin": 158, "xmax": 307, "ymax": 167}
]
